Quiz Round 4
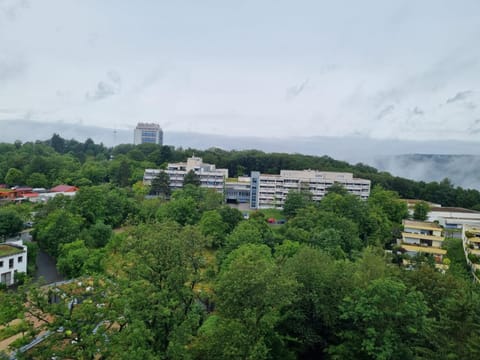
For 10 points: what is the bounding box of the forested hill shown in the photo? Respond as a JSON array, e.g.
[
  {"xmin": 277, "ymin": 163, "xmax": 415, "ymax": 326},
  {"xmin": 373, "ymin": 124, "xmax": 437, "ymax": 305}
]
[
  {"xmin": 1, "ymin": 134, "xmax": 480, "ymax": 209},
  {"xmin": 2, "ymin": 134, "xmax": 480, "ymax": 359}
]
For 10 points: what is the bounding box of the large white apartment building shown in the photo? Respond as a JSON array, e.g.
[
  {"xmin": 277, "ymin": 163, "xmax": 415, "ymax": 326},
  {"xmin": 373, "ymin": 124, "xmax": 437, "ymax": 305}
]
[
  {"xmin": 250, "ymin": 170, "xmax": 371, "ymax": 209},
  {"xmin": 0, "ymin": 240, "xmax": 27, "ymax": 286},
  {"xmin": 225, "ymin": 176, "xmax": 251, "ymax": 203},
  {"xmin": 143, "ymin": 156, "xmax": 228, "ymax": 193}
]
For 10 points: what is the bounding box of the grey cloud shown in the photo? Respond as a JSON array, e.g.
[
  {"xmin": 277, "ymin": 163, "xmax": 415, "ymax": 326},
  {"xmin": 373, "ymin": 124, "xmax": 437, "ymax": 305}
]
[
  {"xmin": 468, "ymin": 119, "xmax": 480, "ymax": 134},
  {"xmin": 376, "ymin": 104, "xmax": 395, "ymax": 120},
  {"xmin": 86, "ymin": 81, "xmax": 116, "ymax": 101},
  {"xmin": 0, "ymin": 57, "xmax": 27, "ymax": 82},
  {"xmin": 374, "ymin": 55, "xmax": 479, "ymax": 108},
  {"xmin": 107, "ymin": 70, "xmax": 121, "ymax": 86},
  {"xmin": 86, "ymin": 71, "xmax": 121, "ymax": 101},
  {"xmin": 0, "ymin": 0, "xmax": 29, "ymax": 21},
  {"xmin": 0, "ymin": 108, "xmax": 18, "ymax": 114},
  {"xmin": 135, "ymin": 69, "xmax": 164, "ymax": 92},
  {"xmin": 446, "ymin": 90, "xmax": 473, "ymax": 104},
  {"xmin": 412, "ymin": 106, "xmax": 424, "ymax": 116},
  {"xmin": 87, "ymin": 32, "xmax": 99, "ymax": 47},
  {"xmin": 286, "ymin": 79, "xmax": 309, "ymax": 100},
  {"xmin": 465, "ymin": 101, "xmax": 477, "ymax": 110}
]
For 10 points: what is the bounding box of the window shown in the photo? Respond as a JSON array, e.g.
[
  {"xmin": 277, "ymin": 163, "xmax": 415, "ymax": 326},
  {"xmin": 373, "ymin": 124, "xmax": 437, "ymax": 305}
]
[
  {"xmin": 0, "ymin": 261, "xmax": 3, "ymax": 267},
  {"xmin": 18, "ymin": 256, "xmax": 23, "ymax": 263},
  {"xmin": 9, "ymin": 259, "xmax": 14, "ymax": 269}
]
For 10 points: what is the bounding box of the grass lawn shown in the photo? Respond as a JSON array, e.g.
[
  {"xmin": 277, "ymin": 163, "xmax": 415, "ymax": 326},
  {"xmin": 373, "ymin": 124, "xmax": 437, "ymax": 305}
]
[{"xmin": 257, "ymin": 209, "xmax": 285, "ymax": 220}]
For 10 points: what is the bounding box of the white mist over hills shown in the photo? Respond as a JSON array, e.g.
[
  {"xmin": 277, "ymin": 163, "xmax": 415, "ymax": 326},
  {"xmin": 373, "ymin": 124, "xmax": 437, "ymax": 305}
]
[{"xmin": 1, "ymin": 119, "xmax": 480, "ymax": 189}]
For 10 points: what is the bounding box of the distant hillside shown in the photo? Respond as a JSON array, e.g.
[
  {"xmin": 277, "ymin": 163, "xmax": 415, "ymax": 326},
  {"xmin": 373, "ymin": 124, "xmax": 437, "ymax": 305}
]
[
  {"xmin": 374, "ymin": 154, "xmax": 480, "ymax": 190},
  {"xmin": 2, "ymin": 119, "xmax": 480, "ymax": 189}
]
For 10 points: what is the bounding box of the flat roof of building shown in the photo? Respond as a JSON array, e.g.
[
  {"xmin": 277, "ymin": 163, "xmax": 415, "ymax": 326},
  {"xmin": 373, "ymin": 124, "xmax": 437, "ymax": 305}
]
[
  {"xmin": 403, "ymin": 220, "xmax": 442, "ymax": 230},
  {"xmin": 430, "ymin": 207, "xmax": 480, "ymax": 214},
  {"xmin": 402, "ymin": 199, "xmax": 442, "ymax": 207},
  {"xmin": 0, "ymin": 244, "xmax": 24, "ymax": 258}
]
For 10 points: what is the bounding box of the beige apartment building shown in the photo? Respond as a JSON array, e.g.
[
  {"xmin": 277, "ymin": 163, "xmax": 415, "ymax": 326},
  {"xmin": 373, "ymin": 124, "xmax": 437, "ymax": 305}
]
[
  {"xmin": 143, "ymin": 156, "xmax": 228, "ymax": 193},
  {"xmin": 250, "ymin": 170, "xmax": 371, "ymax": 209}
]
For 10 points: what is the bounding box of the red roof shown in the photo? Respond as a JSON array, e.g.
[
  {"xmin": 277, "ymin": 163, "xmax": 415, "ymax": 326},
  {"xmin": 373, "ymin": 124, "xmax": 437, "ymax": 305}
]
[
  {"xmin": 23, "ymin": 193, "xmax": 39, "ymax": 198},
  {"xmin": 15, "ymin": 187, "xmax": 33, "ymax": 192},
  {"xmin": 50, "ymin": 185, "xmax": 79, "ymax": 193}
]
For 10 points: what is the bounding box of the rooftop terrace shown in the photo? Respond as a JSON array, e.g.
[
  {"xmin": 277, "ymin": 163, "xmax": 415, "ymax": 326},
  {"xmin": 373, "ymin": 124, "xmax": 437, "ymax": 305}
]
[{"xmin": 0, "ymin": 244, "xmax": 24, "ymax": 257}]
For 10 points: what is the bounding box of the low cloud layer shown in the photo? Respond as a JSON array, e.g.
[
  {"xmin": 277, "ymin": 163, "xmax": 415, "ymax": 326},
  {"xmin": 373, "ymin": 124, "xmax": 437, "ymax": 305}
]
[{"xmin": 1, "ymin": 2, "xmax": 480, "ymax": 141}]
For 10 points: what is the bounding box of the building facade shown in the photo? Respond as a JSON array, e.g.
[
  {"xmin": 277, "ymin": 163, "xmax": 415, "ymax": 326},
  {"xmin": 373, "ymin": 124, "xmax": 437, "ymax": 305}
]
[
  {"xmin": 144, "ymin": 157, "xmax": 228, "ymax": 193},
  {"xmin": 0, "ymin": 240, "xmax": 27, "ymax": 286},
  {"xmin": 398, "ymin": 220, "xmax": 447, "ymax": 270},
  {"xmin": 134, "ymin": 123, "xmax": 163, "ymax": 145},
  {"xmin": 428, "ymin": 207, "xmax": 480, "ymax": 229},
  {"xmin": 225, "ymin": 176, "xmax": 251, "ymax": 203},
  {"xmin": 249, "ymin": 170, "xmax": 371, "ymax": 209}
]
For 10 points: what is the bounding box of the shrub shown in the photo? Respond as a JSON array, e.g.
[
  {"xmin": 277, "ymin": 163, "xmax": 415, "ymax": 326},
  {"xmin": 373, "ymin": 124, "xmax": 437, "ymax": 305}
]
[{"xmin": 468, "ymin": 253, "xmax": 480, "ymax": 263}]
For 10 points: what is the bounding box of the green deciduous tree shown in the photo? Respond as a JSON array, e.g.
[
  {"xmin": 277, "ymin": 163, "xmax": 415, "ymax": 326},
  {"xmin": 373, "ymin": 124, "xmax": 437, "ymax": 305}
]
[
  {"xmin": 281, "ymin": 247, "xmax": 354, "ymax": 356},
  {"xmin": 368, "ymin": 185, "xmax": 408, "ymax": 224},
  {"xmin": 283, "ymin": 190, "xmax": 313, "ymax": 218},
  {"xmin": 114, "ymin": 159, "xmax": 132, "ymax": 187},
  {"xmin": 329, "ymin": 278, "xmax": 430, "ymax": 359},
  {"xmin": 115, "ymin": 222, "xmax": 206, "ymax": 355},
  {"xmin": 57, "ymin": 240, "xmax": 104, "ymax": 277},
  {"xmin": 194, "ymin": 244, "xmax": 297, "ymax": 359},
  {"xmin": 26, "ymin": 172, "xmax": 49, "ymax": 188},
  {"xmin": 199, "ymin": 210, "xmax": 228, "ymax": 248},
  {"xmin": 150, "ymin": 171, "xmax": 171, "ymax": 199},
  {"xmin": 217, "ymin": 206, "xmax": 243, "ymax": 232},
  {"xmin": 157, "ymin": 196, "xmax": 199, "ymax": 225},
  {"xmin": 4, "ymin": 167, "xmax": 24, "ymax": 186},
  {"xmin": 0, "ymin": 208, "xmax": 23, "ymax": 239},
  {"xmin": 84, "ymin": 221, "xmax": 112, "ymax": 248},
  {"xmin": 34, "ymin": 209, "xmax": 83, "ymax": 257},
  {"xmin": 183, "ymin": 170, "xmax": 201, "ymax": 187},
  {"xmin": 413, "ymin": 201, "xmax": 430, "ymax": 221}
]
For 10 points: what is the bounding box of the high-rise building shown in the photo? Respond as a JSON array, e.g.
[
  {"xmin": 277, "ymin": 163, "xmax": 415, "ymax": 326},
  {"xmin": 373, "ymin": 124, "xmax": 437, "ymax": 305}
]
[{"xmin": 134, "ymin": 123, "xmax": 163, "ymax": 145}]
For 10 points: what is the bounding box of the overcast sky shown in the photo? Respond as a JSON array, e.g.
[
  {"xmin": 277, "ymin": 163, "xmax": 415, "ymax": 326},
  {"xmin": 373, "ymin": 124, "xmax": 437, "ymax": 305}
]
[{"xmin": 1, "ymin": 0, "xmax": 480, "ymax": 140}]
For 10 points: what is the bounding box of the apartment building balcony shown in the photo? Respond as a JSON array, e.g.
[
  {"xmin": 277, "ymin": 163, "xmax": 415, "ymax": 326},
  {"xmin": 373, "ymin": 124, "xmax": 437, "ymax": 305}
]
[
  {"xmin": 400, "ymin": 243, "xmax": 447, "ymax": 256},
  {"xmin": 402, "ymin": 232, "xmax": 444, "ymax": 242}
]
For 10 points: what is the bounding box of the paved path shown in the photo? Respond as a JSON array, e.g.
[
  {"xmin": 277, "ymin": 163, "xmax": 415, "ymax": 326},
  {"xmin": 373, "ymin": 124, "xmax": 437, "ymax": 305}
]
[
  {"xmin": 35, "ymin": 250, "xmax": 64, "ymax": 284},
  {"xmin": 0, "ymin": 333, "xmax": 22, "ymax": 352}
]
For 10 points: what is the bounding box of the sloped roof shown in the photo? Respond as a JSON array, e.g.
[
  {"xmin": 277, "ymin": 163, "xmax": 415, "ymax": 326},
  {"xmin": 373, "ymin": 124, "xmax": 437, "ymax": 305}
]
[{"xmin": 50, "ymin": 185, "xmax": 78, "ymax": 193}]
